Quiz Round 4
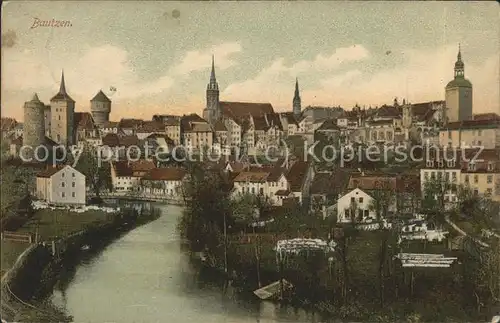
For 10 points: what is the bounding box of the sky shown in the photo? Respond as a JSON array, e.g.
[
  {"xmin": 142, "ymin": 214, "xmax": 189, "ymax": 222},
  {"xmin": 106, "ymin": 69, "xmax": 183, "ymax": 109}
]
[{"xmin": 1, "ymin": 1, "xmax": 499, "ymax": 122}]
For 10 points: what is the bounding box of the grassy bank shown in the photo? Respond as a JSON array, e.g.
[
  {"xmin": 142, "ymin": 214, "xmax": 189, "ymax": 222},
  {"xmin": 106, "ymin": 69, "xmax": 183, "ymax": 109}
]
[{"xmin": 1, "ymin": 206, "xmax": 161, "ymax": 323}]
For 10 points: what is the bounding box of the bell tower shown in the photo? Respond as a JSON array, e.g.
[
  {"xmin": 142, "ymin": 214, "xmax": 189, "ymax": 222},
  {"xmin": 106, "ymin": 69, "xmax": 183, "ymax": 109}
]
[{"xmin": 203, "ymin": 56, "xmax": 220, "ymax": 125}]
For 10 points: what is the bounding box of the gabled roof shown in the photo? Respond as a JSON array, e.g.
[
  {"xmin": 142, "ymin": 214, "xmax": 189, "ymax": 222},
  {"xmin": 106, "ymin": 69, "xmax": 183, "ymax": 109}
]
[
  {"xmin": 347, "ymin": 175, "xmax": 397, "ymax": 191},
  {"xmin": 136, "ymin": 121, "xmax": 165, "ymax": 133},
  {"xmin": 74, "ymin": 112, "xmax": 96, "ymax": 130},
  {"xmin": 214, "ymin": 120, "xmax": 227, "ymax": 131},
  {"xmin": 444, "ymin": 119, "xmax": 500, "ymax": 130},
  {"xmin": 233, "ymin": 171, "xmax": 269, "ymax": 183},
  {"xmin": 374, "ymin": 105, "xmax": 401, "ymax": 119},
  {"xmin": 36, "ymin": 165, "xmax": 72, "ymax": 178},
  {"xmin": 102, "ymin": 133, "xmax": 120, "ymax": 146},
  {"xmin": 112, "ymin": 161, "xmax": 133, "ymax": 177},
  {"xmin": 220, "ymin": 101, "xmax": 274, "ymax": 122},
  {"xmin": 119, "ymin": 118, "xmax": 144, "ymax": 129},
  {"xmin": 119, "ymin": 135, "xmax": 140, "ymax": 147},
  {"xmin": 310, "ymin": 168, "xmax": 352, "ymax": 195},
  {"xmin": 279, "ymin": 112, "xmax": 298, "ymax": 125},
  {"xmin": 101, "ymin": 121, "xmax": 119, "ymax": 128},
  {"xmin": 286, "ymin": 160, "xmax": 309, "ymax": 192},
  {"xmin": 142, "ymin": 167, "xmax": 186, "ymax": 181},
  {"xmin": 91, "ymin": 90, "xmax": 111, "ymax": 102},
  {"xmin": 316, "ymin": 119, "xmax": 340, "ymax": 131}
]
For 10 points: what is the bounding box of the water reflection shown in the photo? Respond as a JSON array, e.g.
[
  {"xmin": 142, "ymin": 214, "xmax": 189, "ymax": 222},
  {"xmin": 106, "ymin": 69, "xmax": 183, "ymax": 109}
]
[{"xmin": 52, "ymin": 203, "xmax": 323, "ymax": 323}]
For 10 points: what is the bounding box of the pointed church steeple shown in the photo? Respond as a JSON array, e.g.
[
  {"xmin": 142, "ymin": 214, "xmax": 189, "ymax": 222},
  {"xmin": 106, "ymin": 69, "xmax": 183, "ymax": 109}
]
[
  {"xmin": 60, "ymin": 70, "xmax": 67, "ymax": 94},
  {"xmin": 293, "ymin": 78, "xmax": 301, "ymax": 117},
  {"xmin": 205, "ymin": 56, "xmax": 220, "ymax": 124},
  {"xmin": 51, "ymin": 70, "xmax": 74, "ymax": 102},
  {"xmin": 454, "ymin": 44, "xmax": 464, "ymax": 78}
]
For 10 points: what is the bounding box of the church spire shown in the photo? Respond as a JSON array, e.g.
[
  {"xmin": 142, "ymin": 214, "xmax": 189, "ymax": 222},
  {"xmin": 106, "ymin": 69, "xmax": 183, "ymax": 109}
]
[
  {"xmin": 210, "ymin": 55, "xmax": 216, "ymax": 83},
  {"xmin": 207, "ymin": 55, "xmax": 218, "ymax": 91},
  {"xmin": 59, "ymin": 70, "xmax": 67, "ymax": 94},
  {"xmin": 454, "ymin": 44, "xmax": 464, "ymax": 78},
  {"xmin": 51, "ymin": 69, "xmax": 74, "ymax": 102},
  {"xmin": 293, "ymin": 78, "xmax": 301, "ymax": 116}
]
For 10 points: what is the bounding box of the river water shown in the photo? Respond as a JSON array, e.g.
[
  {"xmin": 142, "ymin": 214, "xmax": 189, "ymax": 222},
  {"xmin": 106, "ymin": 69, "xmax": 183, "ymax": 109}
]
[{"xmin": 51, "ymin": 203, "xmax": 323, "ymax": 323}]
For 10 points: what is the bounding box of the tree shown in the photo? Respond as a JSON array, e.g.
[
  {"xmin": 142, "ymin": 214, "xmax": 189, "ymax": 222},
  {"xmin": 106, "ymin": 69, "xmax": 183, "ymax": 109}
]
[
  {"xmin": 421, "ymin": 176, "xmax": 452, "ymax": 224},
  {"xmin": 74, "ymin": 144, "xmax": 112, "ymax": 198},
  {"xmin": 369, "ymin": 181, "xmax": 396, "ymax": 222}
]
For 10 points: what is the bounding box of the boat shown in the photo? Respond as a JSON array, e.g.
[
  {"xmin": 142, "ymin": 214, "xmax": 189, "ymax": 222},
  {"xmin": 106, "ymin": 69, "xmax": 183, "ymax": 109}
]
[{"xmin": 81, "ymin": 245, "xmax": 90, "ymax": 251}]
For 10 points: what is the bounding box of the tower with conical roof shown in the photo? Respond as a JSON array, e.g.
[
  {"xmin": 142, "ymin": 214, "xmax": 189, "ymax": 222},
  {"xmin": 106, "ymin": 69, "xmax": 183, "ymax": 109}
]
[
  {"xmin": 293, "ymin": 78, "xmax": 301, "ymax": 117},
  {"xmin": 50, "ymin": 70, "xmax": 76, "ymax": 146},
  {"xmin": 23, "ymin": 93, "xmax": 46, "ymax": 160},
  {"xmin": 445, "ymin": 44, "xmax": 473, "ymax": 123},
  {"xmin": 203, "ymin": 55, "xmax": 220, "ymax": 125},
  {"xmin": 91, "ymin": 90, "xmax": 112, "ymax": 127}
]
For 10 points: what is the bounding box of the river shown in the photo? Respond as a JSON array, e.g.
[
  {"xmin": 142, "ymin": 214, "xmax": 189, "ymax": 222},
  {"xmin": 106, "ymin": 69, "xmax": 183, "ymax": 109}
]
[{"xmin": 51, "ymin": 203, "xmax": 323, "ymax": 323}]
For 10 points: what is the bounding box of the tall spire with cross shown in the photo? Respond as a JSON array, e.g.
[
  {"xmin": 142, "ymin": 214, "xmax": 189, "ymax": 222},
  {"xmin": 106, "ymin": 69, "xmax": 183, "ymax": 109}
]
[
  {"xmin": 204, "ymin": 55, "xmax": 220, "ymax": 124},
  {"xmin": 454, "ymin": 43, "xmax": 464, "ymax": 78},
  {"xmin": 293, "ymin": 78, "xmax": 301, "ymax": 117}
]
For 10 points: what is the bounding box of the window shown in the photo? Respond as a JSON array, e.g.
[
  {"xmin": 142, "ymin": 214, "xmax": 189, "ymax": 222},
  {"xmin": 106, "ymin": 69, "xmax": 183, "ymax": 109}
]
[
  {"xmin": 62, "ymin": 192, "xmax": 65, "ymax": 197},
  {"xmin": 62, "ymin": 172, "xmax": 65, "ymax": 178},
  {"xmin": 72, "ymin": 173, "xmax": 75, "ymax": 177},
  {"xmin": 72, "ymin": 182, "xmax": 75, "ymax": 187},
  {"xmin": 473, "ymin": 189, "xmax": 479, "ymax": 196},
  {"xmin": 465, "ymin": 175, "xmax": 470, "ymax": 182},
  {"xmin": 488, "ymin": 163, "xmax": 494, "ymax": 171},
  {"xmin": 351, "ymin": 197, "xmax": 355, "ymax": 203},
  {"xmin": 474, "ymin": 175, "xmax": 478, "ymax": 184},
  {"xmin": 359, "ymin": 197, "xmax": 364, "ymax": 203},
  {"xmin": 72, "ymin": 192, "xmax": 75, "ymax": 197},
  {"xmin": 364, "ymin": 210, "xmax": 369, "ymax": 217},
  {"xmin": 452, "ymin": 172, "xmax": 457, "ymax": 182},
  {"xmin": 486, "ymin": 188, "xmax": 492, "ymax": 196},
  {"xmin": 478, "ymin": 141, "xmax": 482, "ymax": 146},
  {"xmin": 445, "ymin": 172, "xmax": 450, "ymax": 181},
  {"xmin": 478, "ymin": 130, "xmax": 482, "ymax": 136},
  {"xmin": 487, "ymin": 175, "xmax": 493, "ymax": 184},
  {"xmin": 424, "ymin": 172, "xmax": 429, "ymax": 180},
  {"xmin": 259, "ymin": 188, "xmax": 264, "ymax": 195},
  {"xmin": 61, "ymin": 182, "xmax": 65, "ymax": 188},
  {"xmin": 468, "ymin": 163, "xmax": 476, "ymax": 171},
  {"xmin": 447, "ymin": 160, "xmax": 455, "ymax": 168}
]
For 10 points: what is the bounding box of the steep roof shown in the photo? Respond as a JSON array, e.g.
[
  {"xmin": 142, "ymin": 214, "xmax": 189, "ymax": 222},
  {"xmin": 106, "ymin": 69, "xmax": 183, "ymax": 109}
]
[
  {"xmin": 142, "ymin": 167, "xmax": 186, "ymax": 181},
  {"xmin": 220, "ymin": 101, "xmax": 274, "ymax": 122},
  {"xmin": 36, "ymin": 165, "xmax": 66, "ymax": 178},
  {"xmin": 310, "ymin": 168, "xmax": 352, "ymax": 195},
  {"xmin": 473, "ymin": 113, "xmax": 500, "ymax": 121},
  {"xmin": 233, "ymin": 171, "xmax": 270, "ymax": 183},
  {"xmin": 102, "ymin": 133, "xmax": 120, "ymax": 146},
  {"xmin": 444, "ymin": 119, "xmax": 500, "ymax": 130},
  {"xmin": 136, "ymin": 121, "xmax": 165, "ymax": 133},
  {"xmin": 119, "ymin": 118, "xmax": 144, "ymax": 129},
  {"xmin": 112, "ymin": 161, "xmax": 133, "ymax": 177},
  {"xmin": 91, "ymin": 90, "xmax": 111, "ymax": 102},
  {"xmin": 50, "ymin": 71, "xmax": 74, "ymax": 102},
  {"xmin": 316, "ymin": 119, "xmax": 340, "ymax": 131},
  {"xmin": 74, "ymin": 112, "xmax": 96, "ymax": 130},
  {"xmin": 214, "ymin": 120, "xmax": 227, "ymax": 131},
  {"xmin": 286, "ymin": 160, "xmax": 309, "ymax": 192}
]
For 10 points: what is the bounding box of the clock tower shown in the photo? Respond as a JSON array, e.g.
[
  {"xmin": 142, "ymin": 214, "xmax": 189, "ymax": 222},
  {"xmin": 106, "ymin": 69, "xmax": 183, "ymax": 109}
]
[{"xmin": 445, "ymin": 44, "xmax": 473, "ymax": 123}]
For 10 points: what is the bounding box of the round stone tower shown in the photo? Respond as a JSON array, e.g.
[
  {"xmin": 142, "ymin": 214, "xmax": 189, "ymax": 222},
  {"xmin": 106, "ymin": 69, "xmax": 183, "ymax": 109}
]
[
  {"xmin": 23, "ymin": 93, "xmax": 46, "ymax": 160},
  {"xmin": 90, "ymin": 90, "xmax": 112, "ymax": 127}
]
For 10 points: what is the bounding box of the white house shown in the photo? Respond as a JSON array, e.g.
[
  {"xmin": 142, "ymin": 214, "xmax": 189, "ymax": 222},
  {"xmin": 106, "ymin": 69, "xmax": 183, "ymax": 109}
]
[
  {"xmin": 36, "ymin": 165, "xmax": 86, "ymax": 205},
  {"xmin": 337, "ymin": 188, "xmax": 376, "ymax": 223}
]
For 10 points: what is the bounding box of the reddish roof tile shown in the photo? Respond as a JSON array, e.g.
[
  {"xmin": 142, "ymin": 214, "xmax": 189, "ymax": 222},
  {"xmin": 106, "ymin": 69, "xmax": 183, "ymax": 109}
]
[
  {"xmin": 142, "ymin": 167, "xmax": 186, "ymax": 181},
  {"xmin": 286, "ymin": 160, "xmax": 309, "ymax": 192}
]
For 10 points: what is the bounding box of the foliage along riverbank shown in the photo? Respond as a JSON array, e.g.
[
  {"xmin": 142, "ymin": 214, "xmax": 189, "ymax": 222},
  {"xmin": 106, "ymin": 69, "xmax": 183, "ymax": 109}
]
[
  {"xmin": 177, "ymin": 163, "xmax": 499, "ymax": 323},
  {"xmin": 1, "ymin": 205, "xmax": 161, "ymax": 323}
]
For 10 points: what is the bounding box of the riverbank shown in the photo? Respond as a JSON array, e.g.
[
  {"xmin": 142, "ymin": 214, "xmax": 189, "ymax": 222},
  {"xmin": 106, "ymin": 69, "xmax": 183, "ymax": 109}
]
[
  {"xmin": 194, "ymin": 230, "xmax": 489, "ymax": 323},
  {"xmin": 0, "ymin": 206, "xmax": 161, "ymax": 322}
]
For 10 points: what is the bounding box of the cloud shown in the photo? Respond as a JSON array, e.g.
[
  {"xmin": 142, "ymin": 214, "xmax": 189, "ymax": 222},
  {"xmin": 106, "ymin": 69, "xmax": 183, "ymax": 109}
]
[
  {"xmin": 1, "ymin": 41, "xmax": 242, "ymax": 119},
  {"xmin": 222, "ymin": 45, "xmax": 370, "ymax": 106},
  {"xmin": 303, "ymin": 44, "xmax": 499, "ymax": 113},
  {"xmin": 170, "ymin": 42, "xmax": 242, "ymax": 75},
  {"xmin": 223, "ymin": 43, "xmax": 498, "ymax": 115},
  {"xmin": 291, "ymin": 45, "xmax": 370, "ymax": 74}
]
